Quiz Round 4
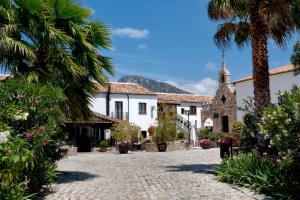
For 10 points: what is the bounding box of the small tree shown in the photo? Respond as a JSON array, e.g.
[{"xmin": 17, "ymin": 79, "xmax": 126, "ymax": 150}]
[
  {"xmin": 111, "ymin": 121, "xmax": 140, "ymax": 144},
  {"xmin": 154, "ymin": 114, "xmax": 176, "ymax": 145},
  {"xmin": 291, "ymin": 41, "xmax": 300, "ymax": 75}
]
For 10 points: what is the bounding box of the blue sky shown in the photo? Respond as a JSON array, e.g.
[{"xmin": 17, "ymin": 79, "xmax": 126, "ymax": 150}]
[
  {"xmin": 4, "ymin": 0, "xmax": 297, "ymax": 95},
  {"xmin": 83, "ymin": 0, "xmax": 297, "ymax": 95}
]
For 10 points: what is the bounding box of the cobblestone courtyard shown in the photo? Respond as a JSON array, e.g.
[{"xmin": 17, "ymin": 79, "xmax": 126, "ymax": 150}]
[{"xmin": 45, "ymin": 148, "xmax": 268, "ymax": 200}]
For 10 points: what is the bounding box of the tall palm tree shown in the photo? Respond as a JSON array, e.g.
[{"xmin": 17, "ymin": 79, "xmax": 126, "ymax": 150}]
[
  {"xmin": 291, "ymin": 40, "xmax": 300, "ymax": 75},
  {"xmin": 208, "ymin": 0, "xmax": 296, "ymax": 118},
  {"xmin": 0, "ymin": 0, "xmax": 113, "ymax": 119}
]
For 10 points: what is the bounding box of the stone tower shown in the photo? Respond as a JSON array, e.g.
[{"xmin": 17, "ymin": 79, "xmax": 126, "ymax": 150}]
[
  {"xmin": 201, "ymin": 58, "xmax": 237, "ymax": 132},
  {"xmin": 218, "ymin": 59, "xmax": 231, "ymax": 86}
]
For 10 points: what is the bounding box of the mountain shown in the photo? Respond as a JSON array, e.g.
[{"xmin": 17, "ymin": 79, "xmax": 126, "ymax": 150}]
[{"xmin": 119, "ymin": 75, "xmax": 190, "ymax": 94}]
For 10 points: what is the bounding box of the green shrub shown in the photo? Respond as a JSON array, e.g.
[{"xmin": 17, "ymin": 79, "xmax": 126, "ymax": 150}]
[
  {"xmin": 237, "ymin": 98, "xmax": 258, "ymax": 152},
  {"xmin": 260, "ymin": 86, "xmax": 300, "ymax": 164},
  {"xmin": 177, "ymin": 131, "xmax": 185, "ymax": 140},
  {"xmin": 111, "ymin": 120, "xmax": 140, "ymax": 144},
  {"xmin": 197, "ymin": 127, "xmax": 212, "ymax": 138},
  {"xmin": 215, "ymin": 152, "xmax": 298, "ymax": 199},
  {"xmin": 0, "ymin": 79, "xmax": 67, "ymax": 197},
  {"xmin": 154, "ymin": 114, "xmax": 176, "ymax": 144},
  {"xmin": 0, "ymin": 135, "xmax": 34, "ymax": 200},
  {"xmin": 99, "ymin": 140, "xmax": 108, "ymax": 148}
]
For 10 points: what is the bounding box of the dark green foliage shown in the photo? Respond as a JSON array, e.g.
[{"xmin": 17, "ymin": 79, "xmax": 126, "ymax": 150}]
[
  {"xmin": 237, "ymin": 97, "xmax": 258, "ymax": 152},
  {"xmin": 260, "ymin": 87, "xmax": 300, "ymax": 188},
  {"xmin": 154, "ymin": 114, "xmax": 177, "ymax": 144},
  {"xmin": 238, "ymin": 113, "xmax": 258, "ymax": 153},
  {"xmin": 99, "ymin": 140, "xmax": 108, "ymax": 148},
  {"xmin": 0, "ymin": 0, "xmax": 114, "ymax": 119},
  {"xmin": 198, "ymin": 128, "xmax": 224, "ymax": 141},
  {"xmin": 214, "ymin": 152, "xmax": 299, "ymax": 199},
  {"xmin": 291, "ymin": 40, "xmax": 300, "ymax": 75},
  {"xmin": 177, "ymin": 132, "xmax": 185, "ymax": 140},
  {"xmin": 0, "ymin": 136, "xmax": 34, "ymax": 199},
  {"xmin": 0, "ymin": 79, "xmax": 67, "ymax": 197}
]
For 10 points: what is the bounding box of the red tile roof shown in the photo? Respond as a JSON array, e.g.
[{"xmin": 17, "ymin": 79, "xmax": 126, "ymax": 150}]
[
  {"xmin": 0, "ymin": 75, "xmax": 8, "ymax": 81},
  {"xmin": 96, "ymin": 82, "xmax": 156, "ymax": 95},
  {"xmin": 233, "ymin": 64, "xmax": 295, "ymax": 84},
  {"xmin": 156, "ymin": 93, "xmax": 214, "ymax": 104}
]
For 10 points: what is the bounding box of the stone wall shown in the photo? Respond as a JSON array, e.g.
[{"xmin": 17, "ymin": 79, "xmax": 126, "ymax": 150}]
[
  {"xmin": 201, "ymin": 60, "xmax": 237, "ymax": 133},
  {"xmin": 145, "ymin": 142, "xmax": 186, "ymax": 152}
]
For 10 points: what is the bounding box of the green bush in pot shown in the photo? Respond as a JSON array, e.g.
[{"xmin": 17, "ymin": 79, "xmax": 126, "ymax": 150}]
[
  {"xmin": 99, "ymin": 140, "xmax": 108, "ymax": 152},
  {"xmin": 111, "ymin": 120, "xmax": 140, "ymax": 154},
  {"xmin": 153, "ymin": 114, "xmax": 176, "ymax": 152}
]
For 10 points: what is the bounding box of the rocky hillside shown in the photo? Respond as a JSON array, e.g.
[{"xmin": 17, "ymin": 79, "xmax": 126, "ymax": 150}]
[{"xmin": 119, "ymin": 75, "xmax": 190, "ymax": 94}]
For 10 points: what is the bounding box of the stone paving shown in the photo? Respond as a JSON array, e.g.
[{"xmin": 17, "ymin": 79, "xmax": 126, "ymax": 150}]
[{"xmin": 44, "ymin": 148, "xmax": 270, "ymax": 200}]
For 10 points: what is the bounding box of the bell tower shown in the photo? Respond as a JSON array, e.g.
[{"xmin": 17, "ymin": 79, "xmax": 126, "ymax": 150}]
[{"xmin": 218, "ymin": 58, "xmax": 231, "ymax": 87}]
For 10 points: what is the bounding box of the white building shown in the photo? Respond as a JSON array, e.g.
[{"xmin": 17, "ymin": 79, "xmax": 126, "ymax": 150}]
[
  {"xmin": 156, "ymin": 93, "xmax": 213, "ymax": 130},
  {"xmin": 233, "ymin": 64, "xmax": 300, "ymax": 121},
  {"xmin": 91, "ymin": 82, "xmax": 158, "ymax": 137}
]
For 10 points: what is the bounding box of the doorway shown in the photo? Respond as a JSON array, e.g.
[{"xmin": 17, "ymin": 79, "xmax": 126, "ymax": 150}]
[{"xmin": 222, "ymin": 116, "xmax": 229, "ymax": 133}]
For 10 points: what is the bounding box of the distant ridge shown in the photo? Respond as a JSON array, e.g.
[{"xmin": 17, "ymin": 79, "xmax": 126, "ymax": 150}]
[{"xmin": 119, "ymin": 75, "xmax": 191, "ymax": 94}]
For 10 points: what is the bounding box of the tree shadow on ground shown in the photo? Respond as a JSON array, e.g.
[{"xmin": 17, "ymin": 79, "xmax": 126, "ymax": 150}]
[
  {"xmin": 37, "ymin": 171, "xmax": 98, "ymax": 199},
  {"xmin": 55, "ymin": 170, "xmax": 98, "ymax": 184},
  {"xmin": 165, "ymin": 164, "xmax": 221, "ymax": 175}
]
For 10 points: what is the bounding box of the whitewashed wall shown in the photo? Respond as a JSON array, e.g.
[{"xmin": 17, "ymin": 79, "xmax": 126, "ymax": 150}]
[
  {"xmin": 90, "ymin": 93, "xmax": 107, "ymax": 114},
  {"xmin": 177, "ymin": 102, "xmax": 203, "ymax": 129},
  {"xmin": 235, "ymin": 71, "xmax": 300, "ymax": 121},
  {"xmin": 91, "ymin": 93, "xmax": 157, "ymax": 134}
]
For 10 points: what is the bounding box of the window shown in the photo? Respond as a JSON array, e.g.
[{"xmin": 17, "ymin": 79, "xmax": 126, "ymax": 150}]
[
  {"xmin": 151, "ymin": 106, "xmax": 155, "ymax": 118},
  {"xmin": 115, "ymin": 101, "xmax": 123, "ymax": 120},
  {"xmin": 181, "ymin": 108, "xmax": 185, "ymax": 114},
  {"xmin": 190, "ymin": 106, "xmax": 196, "ymax": 115},
  {"xmin": 139, "ymin": 103, "xmax": 147, "ymax": 114},
  {"xmin": 221, "ymin": 75, "xmax": 225, "ymax": 83},
  {"xmin": 213, "ymin": 113, "xmax": 219, "ymax": 119}
]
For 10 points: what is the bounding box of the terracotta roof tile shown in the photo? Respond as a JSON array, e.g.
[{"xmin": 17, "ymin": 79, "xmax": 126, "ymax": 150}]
[
  {"xmin": 96, "ymin": 82, "xmax": 156, "ymax": 95},
  {"xmin": 0, "ymin": 75, "xmax": 8, "ymax": 81},
  {"xmin": 233, "ymin": 64, "xmax": 295, "ymax": 84},
  {"xmin": 156, "ymin": 93, "xmax": 214, "ymax": 104}
]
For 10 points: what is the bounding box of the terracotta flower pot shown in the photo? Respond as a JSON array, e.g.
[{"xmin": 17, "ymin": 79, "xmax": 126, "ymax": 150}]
[
  {"xmin": 199, "ymin": 139, "xmax": 211, "ymax": 149},
  {"xmin": 99, "ymin": 147, "xmax": 107, "ymax": 152},
  {"xmin": 118, "ymin": 143, "xmax": 129, "ymax": 154},
  {"xmin": 157, "ymin": 142, "xmax": 168, "ymax": 152}
]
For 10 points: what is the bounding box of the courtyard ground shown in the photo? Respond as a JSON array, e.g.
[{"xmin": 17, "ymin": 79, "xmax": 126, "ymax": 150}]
[{"xmin": 44, "ymin": 148, "xmax": 271, "ymax": 200}]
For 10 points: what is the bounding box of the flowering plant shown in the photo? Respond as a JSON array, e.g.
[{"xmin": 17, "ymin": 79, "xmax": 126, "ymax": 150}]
[
  {"xmin": 260, "ymin": 87, "xmax": 300, "ymax": 163},
  {"xmin": 0, "ymin": 79, "xmax": 67, "ymax": 197}
]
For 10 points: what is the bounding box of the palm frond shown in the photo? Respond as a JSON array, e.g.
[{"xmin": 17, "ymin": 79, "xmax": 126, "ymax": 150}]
[
  {"xmin": 208, "ymin": 0, "xmax": 249, "ymax": 21},
  {"xmin": 85, "ymin": 20, "xmax": 112, "ymax": 49},
  {"xmin": 55, "ymin": 0, "xmax": 92, "ymax": 20},
  {"xmin": 1, "ymin": 36, "xmax": 35, "ymax": 59},
  {"xmin": 214, "ymin": 22, "xmax": 237, "ymax": 49}
]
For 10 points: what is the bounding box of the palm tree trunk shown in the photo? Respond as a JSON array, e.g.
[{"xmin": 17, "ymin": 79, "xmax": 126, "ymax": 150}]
[{"xmin": 250, "ymin": 0, "xmax": 271, "ymax": 119}]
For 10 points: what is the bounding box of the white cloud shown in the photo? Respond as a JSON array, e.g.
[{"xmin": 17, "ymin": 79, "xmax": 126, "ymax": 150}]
[
  {"xmin": 138, "ymin": 44, "xmax": 148, "ymax": 50},
  {"xmin": 205, "ymin": 62, "xmax": 218, "ymax": 71},
  {"xmin": 165, "ymin": 78, "xmax": 218, "ymax": 95},
  {"xmin": 112, "ymin": 28, "xmax": 149, "ymax": 39}
]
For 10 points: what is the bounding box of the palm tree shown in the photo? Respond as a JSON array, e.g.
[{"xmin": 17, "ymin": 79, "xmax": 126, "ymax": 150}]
[
  {"xmin": 291, "ymin": 40, "xmax": 300, "ymax": 75},
  {"xmin": 0, "ymin": 0, "xmax": 113, "ymax": 119},
  {"xmin": 208, "ymin": 0, "xmax": 296, "ymax": 118}
]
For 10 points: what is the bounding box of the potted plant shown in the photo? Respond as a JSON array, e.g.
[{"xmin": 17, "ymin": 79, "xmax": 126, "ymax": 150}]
[
  {"xmin": 153, "ymin": 114, "xmax": 176, "ymax": 152},
  {"xmin": 111, "ymin": 120, "xmax": 140, "ymax": 154},
  {"xmin": 99, "ymin": 140, "xmax": 108, "ymax": 152},
  {"xmin": 199, "ymin": 138, "xmax": 211, "ymax": 149},
  {"xmin": 177, "ymin": 131, "xmax": 185, "ymax": 141}
]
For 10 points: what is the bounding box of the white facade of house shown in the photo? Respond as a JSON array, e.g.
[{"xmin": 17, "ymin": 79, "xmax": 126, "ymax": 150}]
[
  {"xmin": 176, "ymin": 102, "xmax": 203, "ymax": 129},
  {"xmin": 235, "ymin": 68, "xmax": 300, "ymax": 121},
  {"xmin": 91, "ymin": 93, "xmax": 157, "ymax": 135}
]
